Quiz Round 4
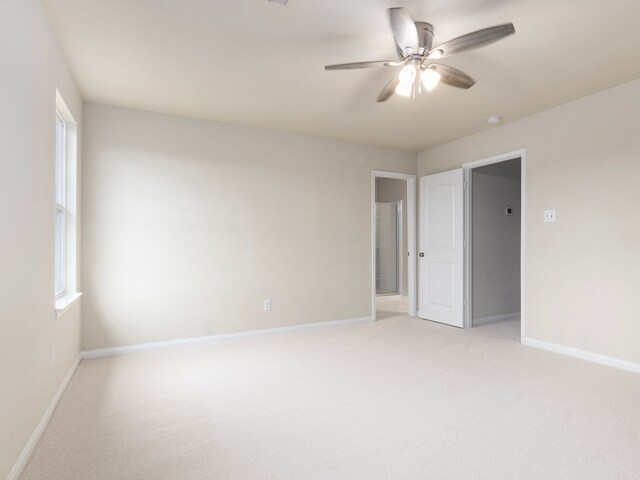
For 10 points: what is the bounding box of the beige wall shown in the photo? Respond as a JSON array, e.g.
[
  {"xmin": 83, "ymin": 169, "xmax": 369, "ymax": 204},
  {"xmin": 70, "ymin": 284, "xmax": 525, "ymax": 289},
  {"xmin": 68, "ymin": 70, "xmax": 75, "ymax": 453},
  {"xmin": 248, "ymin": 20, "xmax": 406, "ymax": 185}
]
[
  {"xmin": 472, "ymin": 161, "xmax": 521, "ymax": 320},
  {"xmin": 419, "ymin": 78, "xmax": 640, "ymax": 364},
  {"xmin": 81, "ymin": 103, "xmax": 417, "ymax": 350},
  {"xmin": 376, "ymin": 178, "xmax": 408, "ymax": 296},
  {"xmin": 0, "ymin": 1, "xmax": 82, "ymax": 478}
]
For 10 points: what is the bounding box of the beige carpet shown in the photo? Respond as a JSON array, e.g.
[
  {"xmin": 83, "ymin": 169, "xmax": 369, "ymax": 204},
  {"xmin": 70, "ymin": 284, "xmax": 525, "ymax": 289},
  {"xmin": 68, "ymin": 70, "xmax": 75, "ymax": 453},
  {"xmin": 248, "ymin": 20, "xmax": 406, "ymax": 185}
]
[{"xmin": 21, "ymin": 316, "xmax": 640, "ymax": 479}]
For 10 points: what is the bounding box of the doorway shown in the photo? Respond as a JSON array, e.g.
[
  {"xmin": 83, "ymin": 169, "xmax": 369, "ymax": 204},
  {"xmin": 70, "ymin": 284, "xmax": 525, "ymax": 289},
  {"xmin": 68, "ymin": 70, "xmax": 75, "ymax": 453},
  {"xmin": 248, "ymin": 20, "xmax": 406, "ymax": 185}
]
[
  {"xmin": 464, "ymin": 150, "xmax": 526, "ymax": 343},
  {"xmin": 371, "ymin": 171, "xmax": 417, "ymax": 320}
]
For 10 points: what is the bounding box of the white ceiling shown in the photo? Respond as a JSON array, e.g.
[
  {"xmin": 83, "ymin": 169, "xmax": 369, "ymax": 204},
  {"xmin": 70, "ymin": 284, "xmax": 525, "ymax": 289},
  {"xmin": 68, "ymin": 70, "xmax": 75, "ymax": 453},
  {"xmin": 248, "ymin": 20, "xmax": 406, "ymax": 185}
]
[{"xmin": 42, "ymin": 0, "xmax": 640, "ymax": 152}]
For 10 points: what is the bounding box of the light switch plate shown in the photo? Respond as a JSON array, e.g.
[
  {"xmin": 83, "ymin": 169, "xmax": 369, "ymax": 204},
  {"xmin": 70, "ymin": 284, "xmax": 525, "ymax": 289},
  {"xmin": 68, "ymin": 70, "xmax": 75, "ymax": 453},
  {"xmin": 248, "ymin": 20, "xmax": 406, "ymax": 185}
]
[
  {"xmin": 264, "ymin": 299, "xmax": 271, "ymax": 311},
  {"xmin": 544, "ymin": 209, "xmax": 556, "ymax": 223}
]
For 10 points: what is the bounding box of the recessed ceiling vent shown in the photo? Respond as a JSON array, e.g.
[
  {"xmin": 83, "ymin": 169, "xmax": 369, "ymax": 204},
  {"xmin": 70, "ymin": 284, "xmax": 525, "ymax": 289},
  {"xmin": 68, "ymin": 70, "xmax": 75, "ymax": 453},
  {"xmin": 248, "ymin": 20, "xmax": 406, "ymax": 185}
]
[{"xmin": 268, "ymin": 0, "xmax": 289, "ymax": 5}]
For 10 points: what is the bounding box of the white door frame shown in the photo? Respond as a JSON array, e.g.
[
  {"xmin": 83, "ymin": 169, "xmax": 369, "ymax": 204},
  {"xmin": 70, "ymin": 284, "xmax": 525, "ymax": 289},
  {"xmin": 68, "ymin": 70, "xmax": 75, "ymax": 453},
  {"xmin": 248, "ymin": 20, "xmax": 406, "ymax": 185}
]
[
  {"xmin": 396, "ymin": 200, "xmax": 403, "ymax": 296},
  {"xmin": 371, "ymin": 170, "xmax": 417, "ymax": 319},
  {"xmin": 463, "ymin": 149, "xmax": 526, "ymax": 344}
]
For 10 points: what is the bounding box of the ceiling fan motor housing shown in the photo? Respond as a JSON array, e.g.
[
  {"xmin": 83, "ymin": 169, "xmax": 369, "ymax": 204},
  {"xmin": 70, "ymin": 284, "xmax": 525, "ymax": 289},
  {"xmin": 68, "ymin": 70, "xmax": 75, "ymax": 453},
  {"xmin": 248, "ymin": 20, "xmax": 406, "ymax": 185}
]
[{"xmin": 415, "ymin": 22, "xmax": 434, "ymax": 54}]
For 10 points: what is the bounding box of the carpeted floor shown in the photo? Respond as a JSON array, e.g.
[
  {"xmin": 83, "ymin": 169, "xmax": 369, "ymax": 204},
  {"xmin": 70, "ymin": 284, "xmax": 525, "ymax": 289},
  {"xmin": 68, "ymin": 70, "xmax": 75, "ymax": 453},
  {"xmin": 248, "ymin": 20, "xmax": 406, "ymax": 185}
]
[{"xmin": 21, "ymin": 316, "xmax": 640, "ymax": 479}]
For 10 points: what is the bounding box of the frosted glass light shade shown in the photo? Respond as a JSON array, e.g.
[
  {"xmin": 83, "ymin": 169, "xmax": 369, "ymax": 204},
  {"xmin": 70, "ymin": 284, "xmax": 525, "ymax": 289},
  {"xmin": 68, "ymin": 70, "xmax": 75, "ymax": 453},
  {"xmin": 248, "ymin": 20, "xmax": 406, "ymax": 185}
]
[
  {"xmin": 421, "ymin": 68, "xmax": 441, "ymax": 91},
  {"xmin": 398, "ymin": 65, "xmax": 417, "ymax": 86},
  {"xmin": 395, "ymin": 82, "xmax": 412, "ymax": 97}
]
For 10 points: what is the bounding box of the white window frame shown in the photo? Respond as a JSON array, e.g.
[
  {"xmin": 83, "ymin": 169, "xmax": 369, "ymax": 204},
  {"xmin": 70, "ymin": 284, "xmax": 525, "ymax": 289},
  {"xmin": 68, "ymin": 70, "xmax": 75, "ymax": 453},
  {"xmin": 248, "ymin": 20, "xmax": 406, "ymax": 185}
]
[
  {"xmin": 55, "ymin": 111, "xmax": 67, "ymax": 299},
  {"xmin": 54, "ymin": 91, "xmax": 82, "ymax": 317}
]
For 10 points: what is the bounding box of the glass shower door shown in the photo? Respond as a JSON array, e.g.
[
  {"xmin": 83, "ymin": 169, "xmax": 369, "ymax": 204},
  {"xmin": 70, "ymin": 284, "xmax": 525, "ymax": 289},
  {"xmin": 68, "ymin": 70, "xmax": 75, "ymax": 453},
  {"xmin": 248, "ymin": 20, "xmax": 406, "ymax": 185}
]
[{"xmin": 376, "ymin": 202, "xmax": 399, "ymax": 295}]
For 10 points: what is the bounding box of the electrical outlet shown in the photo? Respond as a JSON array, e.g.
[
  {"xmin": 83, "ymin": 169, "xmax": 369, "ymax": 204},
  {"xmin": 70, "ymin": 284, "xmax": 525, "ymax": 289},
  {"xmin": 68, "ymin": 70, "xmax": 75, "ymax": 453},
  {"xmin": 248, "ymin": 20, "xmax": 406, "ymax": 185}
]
[
  {"xmin": 263, "ymin": 299, "xmax": 272, "ymax": 311},
  {"xmin": 544, "ymin": 209, "xmax": 556, "ymax": 223},
  {"xmin": 50, "ymin": 346, "xmax": 56, "ymax": 369}
]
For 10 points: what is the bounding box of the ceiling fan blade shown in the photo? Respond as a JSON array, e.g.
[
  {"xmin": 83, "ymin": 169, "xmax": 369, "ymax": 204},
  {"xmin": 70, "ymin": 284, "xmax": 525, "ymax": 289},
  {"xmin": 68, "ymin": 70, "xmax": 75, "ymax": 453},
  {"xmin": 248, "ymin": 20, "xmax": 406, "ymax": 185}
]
[
  {"xmin": 325, "ymin": 61, "xmax": 402, "ymax": 70},
  {"xmin": 429, "ymin": 23, "xmax": 515, "ymax": 58},
  {"xmin": 389, "ymin": 8, "xmax": 419, "ymax": 56},
  {"xmin": 377, "ymin": 75, "xmax": 400, "ymax": 102},
  {"xmin": 427, "ymin": 63, "xmax": 476, "ymax": 89}
]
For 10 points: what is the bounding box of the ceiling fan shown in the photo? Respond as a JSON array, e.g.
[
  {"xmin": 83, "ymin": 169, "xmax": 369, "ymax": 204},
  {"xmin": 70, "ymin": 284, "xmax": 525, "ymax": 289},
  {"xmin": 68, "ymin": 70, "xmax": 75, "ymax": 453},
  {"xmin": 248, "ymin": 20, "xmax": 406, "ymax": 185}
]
[{"xmin": 325, "ymin": 8, "xmax": 515, "ymax": 102}]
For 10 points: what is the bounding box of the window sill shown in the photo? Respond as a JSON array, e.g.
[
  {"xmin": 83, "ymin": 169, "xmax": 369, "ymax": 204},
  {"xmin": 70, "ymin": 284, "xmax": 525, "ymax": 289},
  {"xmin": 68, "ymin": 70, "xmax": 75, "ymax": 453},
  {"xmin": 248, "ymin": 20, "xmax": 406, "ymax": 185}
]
[{"xmin": 55, "ymin": 292, "xmax": 83, "ymax": 318}]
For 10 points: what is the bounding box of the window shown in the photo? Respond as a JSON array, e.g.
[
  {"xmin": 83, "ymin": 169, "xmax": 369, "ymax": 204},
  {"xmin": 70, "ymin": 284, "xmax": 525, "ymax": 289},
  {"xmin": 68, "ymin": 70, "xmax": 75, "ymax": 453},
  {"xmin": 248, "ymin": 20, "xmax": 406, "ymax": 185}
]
[
  {"xmin": 54, "ymin": 91, "xmax": 82, "ymax": 316},
  {"xmin": 55, "ymin": 112, "xmax": 66, "ymax": 297}
]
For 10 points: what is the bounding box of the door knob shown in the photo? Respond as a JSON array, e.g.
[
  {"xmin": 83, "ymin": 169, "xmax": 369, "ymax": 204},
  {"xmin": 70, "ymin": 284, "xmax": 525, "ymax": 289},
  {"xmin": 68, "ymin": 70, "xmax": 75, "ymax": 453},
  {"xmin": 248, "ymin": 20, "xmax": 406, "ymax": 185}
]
[{"xmin": 419, "ymin": 252, "xmax": 424, "ymax": 257}]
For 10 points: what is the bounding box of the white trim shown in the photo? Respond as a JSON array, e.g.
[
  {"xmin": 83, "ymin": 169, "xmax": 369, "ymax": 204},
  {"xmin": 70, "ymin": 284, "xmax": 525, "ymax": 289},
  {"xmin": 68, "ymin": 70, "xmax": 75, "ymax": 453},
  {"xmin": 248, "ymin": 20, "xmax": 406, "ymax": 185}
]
[
  {"xmin": 54, "ymin": 112, "xmax": 67, "ymax": 297},
  {"xmin": 463, "ymin": 168, "xmax": 472, "ymax": 328},
  {"xmin": 6, "ymin": 355, "xmax": 81, "ymax": 480},
  {"xmin": 525, "ymin": 337, "xmax": 640, "ymax": 374},
  {"xmin": 520, "ymin": 151, "xmax": 526, "ymax": 345},
  {"xmin": 55, "ymin": 292, "xmax": 83, "ymax": 318},
  {"xmin": 397, "ymin": 200, "xmax": 403, "ymax": 296},
  {"xmin": 463, "ymin": 149, "xmax": 527, "ymax": 169},
  {"xmin": 81, "ymin": 316, "xmax": 374, "ymax": 359},
  {"xmin": 371, "ymin": 170, "xmax": 417, "ymax": 319},
  {"xmin": 462, "ymin": 149, "xmax": 526, "ymax": 344},
  {"xmin": 472, "ymin": 312, "xmax": 520, "ymax": 327},
  {"xmin": 407, "ymin": 177, "xmax": 416, "ymax": 316},
  {"xmin": 371, "ymin": 170, "xmax": 416, "ymax": 180}
]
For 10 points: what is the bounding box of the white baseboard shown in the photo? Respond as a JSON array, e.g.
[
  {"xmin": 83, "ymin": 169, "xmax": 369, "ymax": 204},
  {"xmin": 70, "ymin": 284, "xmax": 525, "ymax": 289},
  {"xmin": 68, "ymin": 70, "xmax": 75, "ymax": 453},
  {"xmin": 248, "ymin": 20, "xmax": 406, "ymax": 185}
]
[
  {"xmin": 81, "ymin": 316, "xmax": 374, "ymax": 359},
  {"xmin": 472, "ymin": 312, "xmax": 520, "ymax": 327},
  {"xmin": 7, "ymin": 355, "xmax": 81, "ymax": 480},
  {"xmin": 525, "ymin": 337, "xmax": 640, "ymax": 374}
]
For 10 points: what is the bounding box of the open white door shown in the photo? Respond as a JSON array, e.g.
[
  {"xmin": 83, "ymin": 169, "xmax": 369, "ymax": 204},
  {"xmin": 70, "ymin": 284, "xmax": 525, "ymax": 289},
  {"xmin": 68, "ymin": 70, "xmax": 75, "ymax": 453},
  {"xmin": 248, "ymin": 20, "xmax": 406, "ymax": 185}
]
[{"xmin": 418, "ymin": 169, "xmax": 464, "ymax": 327}]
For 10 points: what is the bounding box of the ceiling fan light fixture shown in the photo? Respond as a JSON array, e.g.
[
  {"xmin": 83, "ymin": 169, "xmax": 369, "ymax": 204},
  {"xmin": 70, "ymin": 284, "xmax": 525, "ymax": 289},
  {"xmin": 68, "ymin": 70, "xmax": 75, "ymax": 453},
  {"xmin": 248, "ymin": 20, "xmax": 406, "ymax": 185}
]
[
  {"xmin": 395, "ymin": 82, "xmax": 413, "ymax": 97},
  {"xmin": 429, "ymin": 49, "xmax": 444, "ymax": 59},
  {"xmin": 398, "ymin": 64, "xmax": 417, "ymax": 86},
  {"xmin": 421, "ymin": 68, "xmax": 441, "ymax": 91}
]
